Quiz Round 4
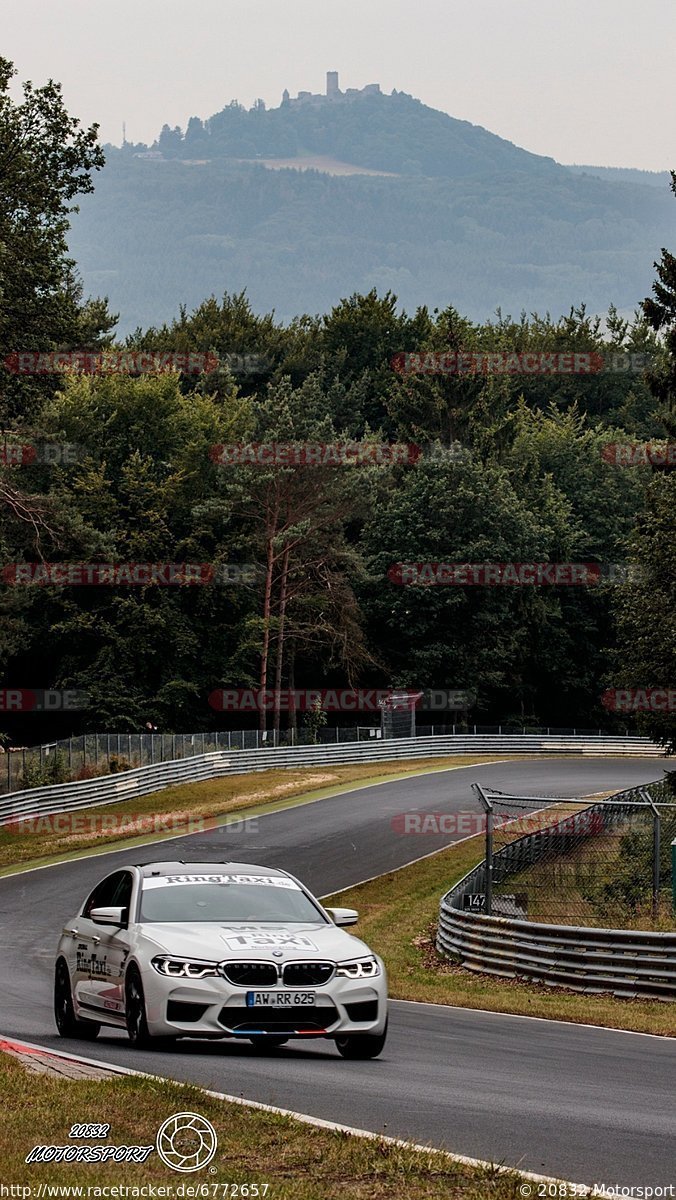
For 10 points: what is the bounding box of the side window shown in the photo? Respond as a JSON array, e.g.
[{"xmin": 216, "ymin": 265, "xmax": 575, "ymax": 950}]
[{"xmin": 82, "ymin": 872, "xmax": 130, "ymax": 917}]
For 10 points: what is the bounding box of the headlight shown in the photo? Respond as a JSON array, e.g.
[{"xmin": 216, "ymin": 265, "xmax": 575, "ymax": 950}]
[
  {"xmin": 151, "ymin": 956, "xmax": 220, "ymax": 979},
  {"xmin": 336, "ymin": 955, "xmax": 381, "ymax": 979}
]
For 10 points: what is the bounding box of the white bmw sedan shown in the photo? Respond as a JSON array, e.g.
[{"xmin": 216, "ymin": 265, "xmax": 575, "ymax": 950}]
[{"xmin": 54, "ymin": 860, "xmax": 388, "ymax": 1059}]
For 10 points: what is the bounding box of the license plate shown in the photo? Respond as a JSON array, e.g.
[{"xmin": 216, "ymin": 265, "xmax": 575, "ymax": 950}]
[{"xmin": 246, "ymin": 991, "xmax": 315, "ymax": 1007}]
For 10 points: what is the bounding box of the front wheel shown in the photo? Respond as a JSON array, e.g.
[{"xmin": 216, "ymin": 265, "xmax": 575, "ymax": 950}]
[
  {"xmin": 125, "ymin": 967, "xmax": 154, "ymax": 1048},
  {"xmin": 335, "ymin": 1019, "xmax": 387, "ymax": 1060},
  {"xmin": 54, "ymin": 960, "xmax": 100, "ymax": 1040}
]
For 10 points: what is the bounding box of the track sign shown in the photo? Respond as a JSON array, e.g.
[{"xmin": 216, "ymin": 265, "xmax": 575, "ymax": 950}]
[{"xmin": 462, "ymin": 893, "xmax": 486, "ymax": 912}]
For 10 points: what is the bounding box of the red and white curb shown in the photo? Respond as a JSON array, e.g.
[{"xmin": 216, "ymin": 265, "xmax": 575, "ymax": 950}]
[{"xmin": 1, "ymin": 1035, "xmax": 615, "ymax": 1197}]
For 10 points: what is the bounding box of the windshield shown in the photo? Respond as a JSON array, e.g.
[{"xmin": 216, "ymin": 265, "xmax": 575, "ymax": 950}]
[{"xmin": 139, "ymin": 873, "xmax": 327, "ymax": 924}]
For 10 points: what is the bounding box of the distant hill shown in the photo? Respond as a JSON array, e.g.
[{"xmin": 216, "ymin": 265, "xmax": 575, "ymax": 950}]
[
  {"xmin": 68, "ymin": 89, "xmax": 676, "ymax": 333},
  {"xmin": 153, "ymin": 89, "xmax": 563, "ymax": 181},
  {"xmin": 566, "ymin": 164, "xmax": 671, "ymax": 188}
]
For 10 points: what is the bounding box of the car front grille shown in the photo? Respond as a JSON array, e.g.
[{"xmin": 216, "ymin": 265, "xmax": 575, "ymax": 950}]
[
  {"xmin": 220, "ymin": 962, "xmax": 278, "ymax": 987},
  {"xmin": 218, "ymin": 1004, "xmax": 339, "ymax": 1034},
  {"xmin": 282, "ymin": 961, "xmax": 334, "ymax": 986}
]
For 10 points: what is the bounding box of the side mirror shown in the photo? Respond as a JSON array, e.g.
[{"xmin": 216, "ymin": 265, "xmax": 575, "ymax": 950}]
[
  {"xmin": 325, "ymin": 906, "xmax": 358, "ymax": 927},
  {"xmin": 90, "ymin": 906, "xmax": 126, "ymax": 927}
]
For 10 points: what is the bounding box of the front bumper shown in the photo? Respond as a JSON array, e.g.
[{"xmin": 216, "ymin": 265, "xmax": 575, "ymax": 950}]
[{"xmin": 141, "ymin": 967, "xmax": 388, "ymax": 1039}]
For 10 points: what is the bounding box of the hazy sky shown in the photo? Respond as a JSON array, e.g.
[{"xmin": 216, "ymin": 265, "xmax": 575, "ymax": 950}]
[{"xmin": 4, "ymin": 0, "xmax": 675, "ymax": 170}]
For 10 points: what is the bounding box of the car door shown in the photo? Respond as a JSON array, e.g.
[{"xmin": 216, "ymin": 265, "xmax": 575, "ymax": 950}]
[{"xmin": 74, "ymin": 870, "xmax": 133, "ymax": 1017}]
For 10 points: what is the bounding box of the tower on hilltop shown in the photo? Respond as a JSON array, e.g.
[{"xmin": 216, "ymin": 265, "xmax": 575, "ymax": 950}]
[{"xmin": 326, "ymin": 71, "xmax": 340, "ymax": 97}]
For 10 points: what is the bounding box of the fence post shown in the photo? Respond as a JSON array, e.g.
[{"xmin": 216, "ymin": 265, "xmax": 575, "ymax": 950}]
[
  {"xmin": 68, "ymin": 738, "xmax": 73, "ymax": 773},
  {"xmin": 640, "ymin": 788, "xmax": 661, "ymax": 923},
  {"xmin": 485, "ymin": 806, "xmax": 494, "ymax": 915},
  {"xmin": 472, "ymin": 784, "xmax": 493, "ymax": 916},
  {"xmin": 653, "ymin": 811, "xmax": 661, "ymax": 922}
]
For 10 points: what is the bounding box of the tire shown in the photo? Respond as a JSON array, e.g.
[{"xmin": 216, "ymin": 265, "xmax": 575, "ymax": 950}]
[
  {"xmin": 54, "ymin": 960, "xmax": 100, "ymax": 1041},
  {"xmin": 248, "ymin": 1036, "xmax": 289, "ymax": 1051},
  {"xmin": 125, "ymin": 966, "xmax": 154, "ymax": 1048},
  {"xmin": 335, "ymin": 1019, "xmax": 387, "ymax": 1060}
]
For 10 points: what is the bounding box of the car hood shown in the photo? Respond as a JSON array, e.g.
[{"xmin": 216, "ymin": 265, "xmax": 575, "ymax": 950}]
[{"xmin": 139, "ymin": 921, "xmax": 375, "ymax": 962}]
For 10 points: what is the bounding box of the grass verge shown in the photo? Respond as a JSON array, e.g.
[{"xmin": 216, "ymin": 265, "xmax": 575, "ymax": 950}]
[
  {"xmin": 0, "ymin": 1050, "xmax": 533, "ymax": 1198},
  {"xmin": 325, "ymin": 829, "xmax": 676, "ymax": 1036},
  {"xmin": 0, "ymin": 756, "xmax": 503, "ymax": 877}
]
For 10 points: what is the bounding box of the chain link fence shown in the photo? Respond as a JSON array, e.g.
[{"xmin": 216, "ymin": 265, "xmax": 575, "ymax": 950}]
[
  {"xmin": 0, "ymin": 723, "xmax": 625, "ymax": 796},
  {"xmin": 474, "ymin": 780, "xmax": 676, "ymax": 929}
]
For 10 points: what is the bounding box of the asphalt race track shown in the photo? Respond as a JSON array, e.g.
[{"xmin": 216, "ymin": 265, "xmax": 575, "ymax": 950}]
[{"xmin": 1, "ymin": 757, "xmax": 674, "ymax": 1189}]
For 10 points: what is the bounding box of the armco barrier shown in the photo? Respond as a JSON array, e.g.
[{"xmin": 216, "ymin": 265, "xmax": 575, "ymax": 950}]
[
  {"xmin": 0, "ymin": 732, "xmax": 663, "ymax": 827},
  {"xmin": 436, "ymin": 907, "xmax": 676, "ymax": 998},
  {"xmin": 437, "ymin": 793, "xmax": 676, "ymax": 999}
]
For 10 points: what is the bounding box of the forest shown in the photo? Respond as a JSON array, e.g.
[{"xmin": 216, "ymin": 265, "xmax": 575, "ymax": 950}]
[{"xmin": 1, "ymin": 55, "xmax": 675, "ymax": 751}]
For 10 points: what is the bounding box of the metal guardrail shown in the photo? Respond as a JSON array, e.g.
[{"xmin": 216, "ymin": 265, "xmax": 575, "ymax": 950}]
[
  {"xmin": 0, "ymin": 732, "xmax": 663, "ymax": 826},
  {"xmin": 437, "ymin": 791, "xmax": 676, "ymax": 999},
  {"xmin": 0, "ymin": 724, "xmax": 646, "ymax": 796},
  {"xmin": 437, "ymin": 908, "xmax": 676, "ymax": 999}
]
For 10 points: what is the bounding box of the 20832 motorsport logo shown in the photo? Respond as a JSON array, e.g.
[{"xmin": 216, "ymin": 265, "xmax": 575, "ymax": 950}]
[{"xmin": 25, "ymin": 1113, "xmax": 218, "ymax": 1173}]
